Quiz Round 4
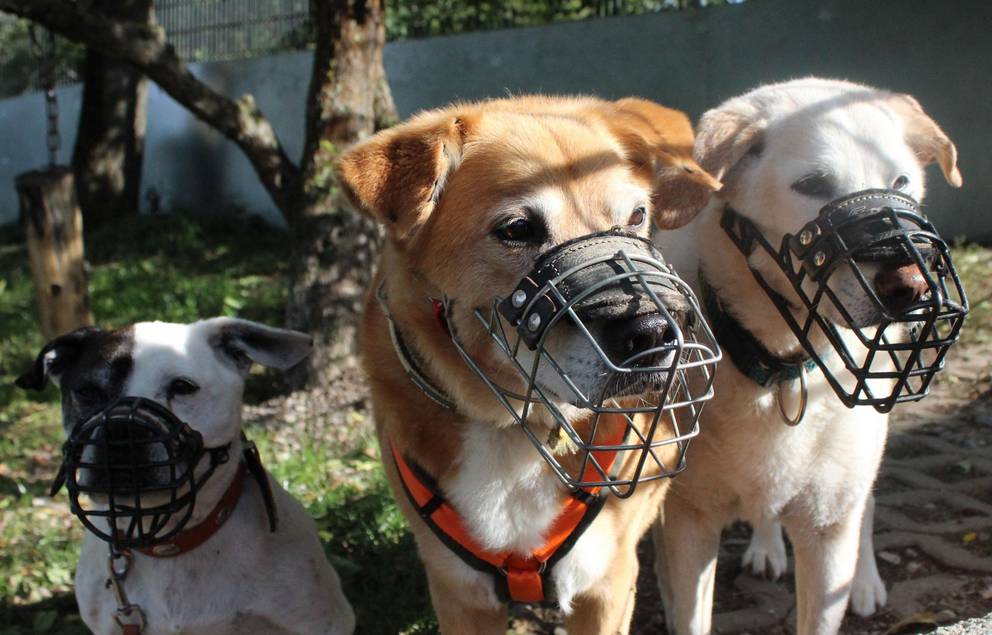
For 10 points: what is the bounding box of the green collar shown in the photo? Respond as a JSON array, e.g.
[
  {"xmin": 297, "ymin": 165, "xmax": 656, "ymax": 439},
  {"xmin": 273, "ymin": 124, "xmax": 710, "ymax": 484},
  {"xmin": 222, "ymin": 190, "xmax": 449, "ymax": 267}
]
[{"xmin": 699, "ymin": 272, "xmax": 819, "ymax": 388}]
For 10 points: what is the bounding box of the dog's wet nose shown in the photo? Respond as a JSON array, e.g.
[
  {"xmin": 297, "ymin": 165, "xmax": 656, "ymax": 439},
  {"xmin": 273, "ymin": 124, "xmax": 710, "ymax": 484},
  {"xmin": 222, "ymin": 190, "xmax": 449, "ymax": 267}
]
[
  {"xmin": 873, "ymin": 263, "xmax": 929, "ymax": 314},
  {"xmin": 604, "ymin": 313, "xmax": 678, "ymax": 366}
]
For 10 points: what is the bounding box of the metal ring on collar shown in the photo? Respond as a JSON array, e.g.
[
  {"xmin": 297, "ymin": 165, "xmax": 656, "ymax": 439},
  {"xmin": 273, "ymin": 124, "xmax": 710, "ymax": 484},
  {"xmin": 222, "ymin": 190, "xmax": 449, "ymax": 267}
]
[{"xmin": 777, "ymin": 363, "xmax": 808, "ymax": 426}]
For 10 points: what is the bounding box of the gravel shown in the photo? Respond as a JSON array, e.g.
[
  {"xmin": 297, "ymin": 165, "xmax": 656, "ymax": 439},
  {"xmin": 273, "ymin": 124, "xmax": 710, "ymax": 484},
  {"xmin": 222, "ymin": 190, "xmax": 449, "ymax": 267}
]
[{"xmin": 932, "ymin": 614, "xmax": 992, "ymax": 634}]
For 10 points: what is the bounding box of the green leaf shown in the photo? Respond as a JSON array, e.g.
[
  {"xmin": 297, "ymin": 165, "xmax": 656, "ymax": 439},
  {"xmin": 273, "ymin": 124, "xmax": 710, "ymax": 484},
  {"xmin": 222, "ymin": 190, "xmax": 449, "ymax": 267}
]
[{"xmin": 32, "ymin": 610, "xmax": 57, "ymax": 633}]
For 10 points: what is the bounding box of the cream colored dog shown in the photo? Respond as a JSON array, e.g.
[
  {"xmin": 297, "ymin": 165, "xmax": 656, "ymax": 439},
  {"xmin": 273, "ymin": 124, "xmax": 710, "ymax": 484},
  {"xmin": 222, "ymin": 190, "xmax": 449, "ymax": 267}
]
[{"xmin": 652, "ymin": 78, "xmax": 961, "ymax": 635}]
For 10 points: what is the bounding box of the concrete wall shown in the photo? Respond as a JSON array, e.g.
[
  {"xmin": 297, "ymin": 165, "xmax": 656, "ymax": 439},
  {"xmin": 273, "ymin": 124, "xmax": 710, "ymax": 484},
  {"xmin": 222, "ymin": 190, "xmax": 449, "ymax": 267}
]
[{"xmin": 1, "ymin": 0, "xmax": 988, "ymax": 239}]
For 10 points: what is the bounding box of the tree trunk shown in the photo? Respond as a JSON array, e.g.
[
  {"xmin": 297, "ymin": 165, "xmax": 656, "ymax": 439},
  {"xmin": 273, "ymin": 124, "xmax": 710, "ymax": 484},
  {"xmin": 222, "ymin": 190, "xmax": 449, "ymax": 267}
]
[
  {"xmin": 71, "ymin": 0, "xmax": 152, "ymax": 229},
  {"xmin": 1, "ymin": 0, "xmax": 397, "ymax": 391},
  {"xmin": 16, "ymin": 167, "xmax": 93, "ymax": 338},
  {"xmin": 286, "ymin": 0, "xmax": 396, "ymax": 389}
]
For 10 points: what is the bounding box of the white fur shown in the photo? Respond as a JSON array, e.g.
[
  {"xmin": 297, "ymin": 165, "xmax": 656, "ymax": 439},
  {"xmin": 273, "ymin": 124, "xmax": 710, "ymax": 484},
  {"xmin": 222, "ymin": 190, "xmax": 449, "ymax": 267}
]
[
  {"xmin": 651, "ymin": 78, "xmax": 941, "ymax": 635},
  {"xmin": 443, "ymin": 421, "xmax": 615, "ymax": 613},
  {"xmin": 72, "ymin": 319, "xmax": 353, "ymax": 635}
]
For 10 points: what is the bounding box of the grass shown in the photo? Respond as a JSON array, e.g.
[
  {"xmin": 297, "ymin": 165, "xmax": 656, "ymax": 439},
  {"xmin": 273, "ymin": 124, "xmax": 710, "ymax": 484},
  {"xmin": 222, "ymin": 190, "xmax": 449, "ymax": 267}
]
[
  {"xmin": 949, "ymin": 241, "xmax": 992, "ymax": 347},
  {"xmin": 0, "ymin": 213, "xmax": 434, "ymax": 635}
]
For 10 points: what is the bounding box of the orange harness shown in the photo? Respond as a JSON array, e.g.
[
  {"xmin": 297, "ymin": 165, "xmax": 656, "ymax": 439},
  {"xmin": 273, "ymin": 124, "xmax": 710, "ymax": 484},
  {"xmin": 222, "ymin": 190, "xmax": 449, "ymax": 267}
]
[{"xmin": 389, "ymin": 418, "xmax": 626, "ymax": 604}]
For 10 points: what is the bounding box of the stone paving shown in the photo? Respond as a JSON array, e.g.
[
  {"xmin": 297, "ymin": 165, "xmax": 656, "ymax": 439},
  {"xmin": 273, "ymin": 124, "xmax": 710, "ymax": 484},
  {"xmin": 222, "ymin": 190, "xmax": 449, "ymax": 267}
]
[
  {"xmin": 689, "ymin": 345, "xmax": 992, "ymax": 635},
  {"xmin": 502, "ymin": 331, "xmax": 992, "ymax": 635},
  {"xmin": 690, "ymin": 421, "xmax": 992, "ymax": 635},
  {"xmin": 514, "ymin": 344, "xmax": 992, "ymax": 634}
]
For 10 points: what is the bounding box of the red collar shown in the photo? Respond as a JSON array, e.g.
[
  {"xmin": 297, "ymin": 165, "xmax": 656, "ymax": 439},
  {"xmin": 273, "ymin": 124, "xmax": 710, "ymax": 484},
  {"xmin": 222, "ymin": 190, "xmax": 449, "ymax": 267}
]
[
  {"xmin": 430, "ymin": 298, "xmax": 450, "ymax": 335},
  {"xmin": 136, "ymin": 439, "xmax": 278, "ymax": 558},
  {"xmin": 390, "ymin": 416, "xmax": 626, "ymax": 603},
  {"xmin": 137, "ymin": 463, "xmax": 246, "ymax": 558}
]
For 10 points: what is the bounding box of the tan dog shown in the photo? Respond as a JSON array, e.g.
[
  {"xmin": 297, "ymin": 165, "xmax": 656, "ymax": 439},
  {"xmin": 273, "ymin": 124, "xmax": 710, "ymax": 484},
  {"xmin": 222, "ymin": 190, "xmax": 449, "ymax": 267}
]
[{"xmin": 336, "ymin": 95, "xmax": 720, "ymax": 634}]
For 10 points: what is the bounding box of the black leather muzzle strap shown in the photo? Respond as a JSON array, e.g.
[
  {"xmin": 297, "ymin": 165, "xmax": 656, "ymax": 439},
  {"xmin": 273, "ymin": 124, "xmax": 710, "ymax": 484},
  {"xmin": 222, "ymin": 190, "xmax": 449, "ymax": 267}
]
[
  {"xmin": 498, "ymin": 229, "xmax": 682, "ymax": 350},
  {"xmin": 789, "ymin": 189, "xmax": 937, "ymax": 279}
]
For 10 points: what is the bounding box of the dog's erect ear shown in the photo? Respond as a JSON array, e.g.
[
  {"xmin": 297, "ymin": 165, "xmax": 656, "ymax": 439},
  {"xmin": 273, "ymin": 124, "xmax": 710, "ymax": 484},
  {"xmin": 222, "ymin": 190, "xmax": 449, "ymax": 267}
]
[
  {"xmin": 608, "ymin": 98, "xmax": 723, "ymax": 229},
  {"xmin": 16, "ymin": 327, "xmax": 103, "ymax": 391},
  {"xmin": 693, "ymin": 104, "xmax": 765, "ymax": 187},
  {"xmin": 334, "ymin": 110, "xmax": 470, "ymax": 243},
  {"xmin": 204, "ymin": 318, "xmax": 313, "ymax": 373},
  {"xmin": 888, "ymin": 94, "xmax": 962, "ymax": 188}
]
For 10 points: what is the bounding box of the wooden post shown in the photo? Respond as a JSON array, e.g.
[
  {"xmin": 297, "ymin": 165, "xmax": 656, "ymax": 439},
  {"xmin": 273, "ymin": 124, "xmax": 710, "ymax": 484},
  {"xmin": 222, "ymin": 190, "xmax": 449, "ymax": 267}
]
[{"xmin": 16, "ymin": 167, "xmax": 93, "ymax": 339}]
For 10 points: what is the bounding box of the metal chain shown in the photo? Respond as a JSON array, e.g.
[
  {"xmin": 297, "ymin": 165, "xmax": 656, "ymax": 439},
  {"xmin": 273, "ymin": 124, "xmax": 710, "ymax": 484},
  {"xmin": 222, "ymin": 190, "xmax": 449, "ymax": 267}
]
[
  {"xmin": 28, "ymin": 24, "xmax": 61, "ymax": 167},
  {"xmin": 107, "ymin": 547, "xmax": 145, "ymax": 634}
]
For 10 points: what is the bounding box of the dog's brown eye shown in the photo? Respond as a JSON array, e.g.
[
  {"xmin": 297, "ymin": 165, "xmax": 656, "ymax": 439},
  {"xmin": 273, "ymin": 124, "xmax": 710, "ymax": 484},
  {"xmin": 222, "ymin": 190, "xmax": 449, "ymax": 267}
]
[
  {"xmin": 893, "ymin": 175, "xmax": 909, "ymax": 190},
  {"xmin": 495, "ymin": 218, "xmax": 540, "ymax": 244},
  {"xmin": 628, "ymin": 206, "xmax": 647, "ymax": 227},
  {"xmin": 169, "ymin": 378, "xmax": 199, "ymax": 397}
]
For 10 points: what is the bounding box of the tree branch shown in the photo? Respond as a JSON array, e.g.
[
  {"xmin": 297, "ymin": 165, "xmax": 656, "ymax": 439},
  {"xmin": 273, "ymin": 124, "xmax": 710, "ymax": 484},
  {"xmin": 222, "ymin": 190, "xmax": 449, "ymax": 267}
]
[{"xmin": 0, "ymin": 0, "xmax": 304, "ymax": 222}]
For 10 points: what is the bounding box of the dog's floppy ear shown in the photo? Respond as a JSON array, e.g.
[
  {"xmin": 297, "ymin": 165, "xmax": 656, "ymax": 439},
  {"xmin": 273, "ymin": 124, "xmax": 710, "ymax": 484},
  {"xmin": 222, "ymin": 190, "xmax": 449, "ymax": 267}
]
[
  {"xmin": 204, "ymin": 318, "xmax": 313, "ymax": 373},
  {"xmin": 607, "ymin": 98, "xmax": 722, "ymax": 229},
  {"xmin": 693, "ymin": 103, "xmax": 765, "ymax": 187},
  {"xmin": 334, "ymin": 110, "xmax": 470, "ymax": 243},
  {"xmin": 888, "ymin": 94, "xmax": 962, "ymax": 188},
  {"xmin": 16, "ymin": 327, "xmax": 103, "ymax": 390}
]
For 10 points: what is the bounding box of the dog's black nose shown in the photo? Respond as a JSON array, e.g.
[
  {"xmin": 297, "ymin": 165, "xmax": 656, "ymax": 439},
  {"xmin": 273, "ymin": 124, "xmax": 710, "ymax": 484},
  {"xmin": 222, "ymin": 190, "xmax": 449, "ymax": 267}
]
[
  {"xmin": 873, "ymin": 263, "xmax": 929, "ymax": 314},
  {"xmin": 604, "ymin": 313, "xmax": 678, "ymax": 366}
]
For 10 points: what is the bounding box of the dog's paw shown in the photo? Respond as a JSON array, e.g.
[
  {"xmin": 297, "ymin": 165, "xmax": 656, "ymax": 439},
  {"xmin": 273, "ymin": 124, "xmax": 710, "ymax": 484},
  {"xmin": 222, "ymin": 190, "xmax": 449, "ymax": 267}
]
[
  {"xmin": 849, "ymin": 568, "xmax": 887, "ymax": 617},
  {"xmin": 742, "ymin": 523, "xmax": 788, "ymax": 580}
]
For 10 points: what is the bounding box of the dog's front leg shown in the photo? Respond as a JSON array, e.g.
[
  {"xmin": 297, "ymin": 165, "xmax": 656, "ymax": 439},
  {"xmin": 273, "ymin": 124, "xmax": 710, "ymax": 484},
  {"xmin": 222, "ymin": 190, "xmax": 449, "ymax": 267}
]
[
  {"xmin": 742, "ymin": 519, "xmax": 788, "ymax": 580},
  {"xmin": 652, "ymin": 498, "xmax": 723, "ymax": 635},
  {"xmin": 785, "ymin": 504, "xmax": 864, "ymax": 635},
  {"xmin": 424, "ymin": 568, "xmax": 508, "ymax": 635},
  {"xmin": 848, "ymin": 493, "xmax": 886, "ymax": 617},
  {"xmin": 565, "ymin": 542, "xmax": 639, "ymax": 635}
]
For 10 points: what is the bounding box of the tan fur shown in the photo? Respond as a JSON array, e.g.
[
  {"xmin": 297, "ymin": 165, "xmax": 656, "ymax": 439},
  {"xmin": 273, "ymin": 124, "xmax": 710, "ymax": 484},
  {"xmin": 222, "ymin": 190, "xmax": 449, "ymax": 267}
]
[
  {"xmin": 337, "ymin": 95, "xmax": 718, "ymax": 634},
  {"xmin": 886, "ymin": 94, "xmax": 962, "ymax": 187}
]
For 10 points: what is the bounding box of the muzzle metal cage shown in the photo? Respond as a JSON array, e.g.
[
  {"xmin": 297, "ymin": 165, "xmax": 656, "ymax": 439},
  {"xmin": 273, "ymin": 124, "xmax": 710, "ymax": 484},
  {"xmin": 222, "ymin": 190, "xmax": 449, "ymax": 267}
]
[
  {"xmin": 447, "ymin": 230, "xmax": 721, "ymax": 498},
  {"xmin": 723, "ymin": 189, "xmax": 968, "ymax": 413},
  {"xmin": 52, "ymin": 397, "xmax": 230, "ymax": 548}
]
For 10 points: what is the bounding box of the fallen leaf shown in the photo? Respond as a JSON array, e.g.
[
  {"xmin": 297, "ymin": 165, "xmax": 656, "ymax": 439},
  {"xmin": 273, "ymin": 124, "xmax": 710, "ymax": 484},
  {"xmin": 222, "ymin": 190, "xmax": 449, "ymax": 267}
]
[{"xmin": 885, "ymin": 612, "xmax": 938, "ymax": 635}]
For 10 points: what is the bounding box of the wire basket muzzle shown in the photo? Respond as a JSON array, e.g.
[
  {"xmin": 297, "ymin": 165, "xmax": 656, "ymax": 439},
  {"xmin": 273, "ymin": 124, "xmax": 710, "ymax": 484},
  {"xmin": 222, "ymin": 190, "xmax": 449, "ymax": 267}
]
[
  {"xmin": 450, "ymin": 230, "xmax": 721, "ymax": 497},
  {"xmin": 726, "ymin": 189, "xmax": 969, "ymax": 412},
  {"xmin": 57, "ymin": 397, "xmax": 224, "ymax": 548}
]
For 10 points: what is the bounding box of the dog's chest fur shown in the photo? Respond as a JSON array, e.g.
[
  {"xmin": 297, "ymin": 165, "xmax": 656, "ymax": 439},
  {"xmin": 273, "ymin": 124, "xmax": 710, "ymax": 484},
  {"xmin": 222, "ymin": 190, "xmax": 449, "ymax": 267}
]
[
  {"xmin": 73, "ymin": 479, "xmax": 351, "ymax": 635},
  {"xmin": 444, "ymin": 421, "xmax": 615, "ymax": 610},
  {"xmin": 679, "ymin": 367, "xmax": 888, "ymax": 528}
]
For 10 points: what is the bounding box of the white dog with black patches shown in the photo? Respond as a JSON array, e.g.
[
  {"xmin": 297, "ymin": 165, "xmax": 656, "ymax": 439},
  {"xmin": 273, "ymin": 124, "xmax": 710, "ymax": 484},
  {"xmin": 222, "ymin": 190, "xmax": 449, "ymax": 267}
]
[
  {"xmin": 652, "ymin": 78, "xmax": 961, "ymax": 635},
  {"xmin": 17, "ymin": 318, "xmax": 355, "ymax": 635}
]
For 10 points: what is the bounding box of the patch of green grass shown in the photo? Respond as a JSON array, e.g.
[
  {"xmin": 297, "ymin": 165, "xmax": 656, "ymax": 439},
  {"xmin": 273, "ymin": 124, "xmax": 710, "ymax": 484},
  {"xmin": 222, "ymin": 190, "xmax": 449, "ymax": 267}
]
[
  {"xmin": 950, "ymin": 241, "xmax": 992, "ymax": 347},
  {"xmin": 252, "ymin": 429, "xmax": 435, "ymax": 634}
]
